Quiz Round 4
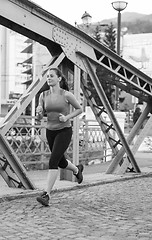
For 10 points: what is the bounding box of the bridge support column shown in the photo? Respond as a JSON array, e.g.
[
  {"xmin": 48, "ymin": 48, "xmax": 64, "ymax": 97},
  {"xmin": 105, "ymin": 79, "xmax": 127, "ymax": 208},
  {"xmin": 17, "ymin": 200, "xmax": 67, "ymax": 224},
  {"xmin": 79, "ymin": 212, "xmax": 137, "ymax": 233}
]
[{"xmin": 60, "ymin": 65, "xmax": 81, "ymax": 181}]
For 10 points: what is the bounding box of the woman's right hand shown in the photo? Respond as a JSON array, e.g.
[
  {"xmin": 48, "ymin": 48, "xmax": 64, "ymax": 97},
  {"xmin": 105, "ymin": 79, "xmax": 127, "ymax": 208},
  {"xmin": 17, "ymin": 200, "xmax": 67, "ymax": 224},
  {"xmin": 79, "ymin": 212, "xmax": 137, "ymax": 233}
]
[
  {"xmin": 36, "ymin": 105, "xmax": 43, "ymax": 114},
  {"xmin": 36, "ymin": 106, "xmax": 43, "ymax": 119}
]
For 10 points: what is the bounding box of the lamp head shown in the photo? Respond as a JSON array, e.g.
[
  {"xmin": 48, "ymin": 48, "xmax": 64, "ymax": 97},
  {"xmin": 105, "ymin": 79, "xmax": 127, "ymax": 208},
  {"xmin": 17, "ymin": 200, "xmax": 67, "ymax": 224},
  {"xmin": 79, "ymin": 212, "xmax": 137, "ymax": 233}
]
[{"xmin": 111, "ymin": 1, "xmax": 128, "ymax": 12}]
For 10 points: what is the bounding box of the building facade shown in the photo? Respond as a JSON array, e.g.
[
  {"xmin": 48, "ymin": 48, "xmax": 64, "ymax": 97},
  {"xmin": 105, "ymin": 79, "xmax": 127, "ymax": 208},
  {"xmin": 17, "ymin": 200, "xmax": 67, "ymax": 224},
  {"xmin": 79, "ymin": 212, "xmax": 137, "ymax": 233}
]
[
  {"xmin": 119, "ymin": 33, "xmax": 152, "ymax": 111},
  {"xmin": 0, "ymin": 27, "xmax": 50, "ymax": 115}
]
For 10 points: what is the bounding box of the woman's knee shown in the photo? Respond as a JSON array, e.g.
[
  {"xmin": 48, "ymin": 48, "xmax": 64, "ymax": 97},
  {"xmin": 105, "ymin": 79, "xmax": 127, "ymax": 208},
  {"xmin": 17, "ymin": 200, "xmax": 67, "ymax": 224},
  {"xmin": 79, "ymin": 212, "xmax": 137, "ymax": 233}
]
[{"xmin": 58, "ymin": 159, "xmax": 68, "ymax": 169}]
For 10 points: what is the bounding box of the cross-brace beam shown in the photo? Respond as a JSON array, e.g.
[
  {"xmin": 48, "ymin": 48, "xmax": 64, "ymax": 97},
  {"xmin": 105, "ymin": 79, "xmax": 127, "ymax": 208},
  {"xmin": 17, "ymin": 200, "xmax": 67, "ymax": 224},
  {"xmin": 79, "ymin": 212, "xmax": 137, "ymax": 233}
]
[
  {"xmin": 0, "ymin": 0, "xmax": 152, "ymax": 101},
  {"xmin": 81, "ymin": 57, "xmax": 141, "ymax": 173},
  {"xmin": 0, "ymin": 53, "xmax": 66, "ymax": 189},
  {"xmin": 0, "ymin": 53, "xmax": 65, "ymax": 135},
  {"xmin": 0, "ymin": 0, "xmax": 152, "ymax": 188},
  {"xmin": 106, "ymin": 103, "xmax": 152, "ymax": 173},
  {"xmin": 0, "ymin": 134, "xmax": 35, "ymax": 189},
  {"xmin": 117, "ymin": 105, "xmax": 152, "ymax": 174},
  {"xmin": 81, "ymin": 76, "xmax": 120, "ymax": 156},
  {"xmin": 76, "ymin": 51, "xmax": 152, "ymax": 103}
]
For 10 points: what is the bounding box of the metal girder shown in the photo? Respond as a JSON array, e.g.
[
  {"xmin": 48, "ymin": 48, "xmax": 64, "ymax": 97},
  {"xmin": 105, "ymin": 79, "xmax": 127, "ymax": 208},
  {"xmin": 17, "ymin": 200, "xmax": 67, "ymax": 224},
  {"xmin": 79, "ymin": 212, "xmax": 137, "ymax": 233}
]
[
  {"xmin": 76, "ymin": 51, "xmax": 152, "ymax": 103},
  {"xmin": 0, "ymin": 0, "xmax": 151, "ymax": 186},
  {"xmin": 81, "ymin": 75, "xmax": 120, "ymax": 156},
  {"xmin": 0, "ymin": 134, "xmax": 35, "ymax": 189},
  {"xmin": 0, "ymin": 156, "xmax": 21, "ymax": 188},
  {"xmin": 117, "ymin": 107, "xmax": 152, "ymax": 174},
  {"xmin": 82, "ymin": 57, "xmax": 141, "ymax": 173},
  {"xmin": 106, "ymin": 104, "xmax": 151, "ymax": 174},
  {"xmin": 0, "ymin": 0, "xmax": 152, "ymax": 102},
  {"xmin": 0, "ymin": 53, "xmax": 65, "ymax": 189},
  {"xmin": 0, "ymin": 53, "xmax": 65, "ymax": 135}
]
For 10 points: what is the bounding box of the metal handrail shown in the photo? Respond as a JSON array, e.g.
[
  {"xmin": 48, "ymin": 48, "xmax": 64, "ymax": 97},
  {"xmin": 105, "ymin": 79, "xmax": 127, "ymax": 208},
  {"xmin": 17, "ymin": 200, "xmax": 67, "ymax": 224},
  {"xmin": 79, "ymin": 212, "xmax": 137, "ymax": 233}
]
[{"xmin": 3, "ymin": 115, "xmax": 112, "ymax": 168}]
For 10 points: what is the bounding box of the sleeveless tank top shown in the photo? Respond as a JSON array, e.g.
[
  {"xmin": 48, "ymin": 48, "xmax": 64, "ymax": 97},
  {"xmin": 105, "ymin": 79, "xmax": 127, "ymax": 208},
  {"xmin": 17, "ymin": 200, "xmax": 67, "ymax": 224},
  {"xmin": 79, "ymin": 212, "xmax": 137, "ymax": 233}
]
[{"xmin": 42, "ymin": 89, "xmax": 71, "ymax": 130}]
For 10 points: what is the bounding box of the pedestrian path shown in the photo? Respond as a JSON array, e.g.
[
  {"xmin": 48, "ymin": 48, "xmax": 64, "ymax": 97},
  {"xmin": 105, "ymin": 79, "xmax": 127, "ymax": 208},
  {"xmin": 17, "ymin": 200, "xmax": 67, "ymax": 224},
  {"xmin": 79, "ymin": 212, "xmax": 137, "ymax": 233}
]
[
  {"xmin": 1, "ymin": 173, "xmax": 152, "ymax": 239},
  {"xmin": 1, "ymin": 152, "xmax": 152, "ymax": 202}
]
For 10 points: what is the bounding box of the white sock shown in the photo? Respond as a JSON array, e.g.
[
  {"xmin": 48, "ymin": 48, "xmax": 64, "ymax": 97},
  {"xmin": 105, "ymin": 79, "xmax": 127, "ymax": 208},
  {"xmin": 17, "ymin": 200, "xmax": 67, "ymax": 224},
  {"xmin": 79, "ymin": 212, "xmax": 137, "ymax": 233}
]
[
  {"xmin": 46, "ymin": 169, "xmax": 58, "ymax": 197},
  {"xmin": 66, "ymin": 160, "xmax": 78, "ymax": 175},
  {"xmin": 74, "ymin": 167, "xmax": 78, "ymax": 175}
]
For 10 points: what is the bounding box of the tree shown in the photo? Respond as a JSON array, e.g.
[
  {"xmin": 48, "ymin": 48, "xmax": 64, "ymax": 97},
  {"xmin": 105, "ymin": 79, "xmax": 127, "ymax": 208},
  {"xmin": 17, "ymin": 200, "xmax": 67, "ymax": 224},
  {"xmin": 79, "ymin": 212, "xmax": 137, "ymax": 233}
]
[
  {"xmin": 98, "ymin": 22, "xmax": 116, "ymax": 108},
  {"xmin": 103, "ymin": 22, "xmax": 116, "ymax": 52},
  {"xmin": 94, "ymin": 25, "xmax": 102, "ymax": 42},
  {"xmin": 87, "ymin": 22, "xmax": 116, "ymax": 108}
]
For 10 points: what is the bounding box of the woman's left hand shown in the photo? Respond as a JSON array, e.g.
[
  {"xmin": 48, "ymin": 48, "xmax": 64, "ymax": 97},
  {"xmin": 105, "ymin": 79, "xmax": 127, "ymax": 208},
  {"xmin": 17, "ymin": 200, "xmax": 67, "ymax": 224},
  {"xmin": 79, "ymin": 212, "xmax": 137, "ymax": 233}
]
[{"xmin": 59, "ymin": 113, "xmax": 67, "ymax": 122}]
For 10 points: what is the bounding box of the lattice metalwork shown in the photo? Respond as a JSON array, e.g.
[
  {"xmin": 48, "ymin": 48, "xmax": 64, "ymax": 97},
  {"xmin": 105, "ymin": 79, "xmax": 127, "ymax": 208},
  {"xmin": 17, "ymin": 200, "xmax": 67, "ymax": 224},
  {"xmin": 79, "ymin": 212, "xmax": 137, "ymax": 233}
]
[
  {"xmin": 0, "ymin": 0, "xmax": 152, "ymax": 187},
  {"xmin": 81, "ymin": 57, "xmax": 141, "ymax": 173}
]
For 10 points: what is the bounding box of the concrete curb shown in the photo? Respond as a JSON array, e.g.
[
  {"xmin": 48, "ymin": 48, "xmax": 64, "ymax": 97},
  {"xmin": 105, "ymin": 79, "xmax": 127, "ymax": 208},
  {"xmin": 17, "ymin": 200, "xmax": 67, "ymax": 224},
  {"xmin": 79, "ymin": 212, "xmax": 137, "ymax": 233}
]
[{"xmin": 1, "ymin": 172, "xmax": 152, "ymax": 203}]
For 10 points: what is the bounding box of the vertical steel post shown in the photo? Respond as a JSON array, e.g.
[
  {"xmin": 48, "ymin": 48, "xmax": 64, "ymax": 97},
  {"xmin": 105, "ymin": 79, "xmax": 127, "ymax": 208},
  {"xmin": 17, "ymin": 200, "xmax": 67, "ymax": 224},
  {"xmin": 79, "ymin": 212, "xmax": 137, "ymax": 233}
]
[
  {"xmin": 60, "ymin": 65, "xmax": 81, "ymax": 181},
  {"xmin": 117, "ymin": 11, "xmax": 121, "ymax": 56},
  {"xmin": 115, "ymin": 11, "xmax": 121, "ymax": 110},
  {"xmin": 31, "ymin": 41, "xmax": 36, "ymax": 136},
  {"xmin": 72, "ymin": 66, "xmax": 81, "ymax": 171},
  {"xmin": 0, "ymin": 27, "xmax": 2, "ymax": 115}
]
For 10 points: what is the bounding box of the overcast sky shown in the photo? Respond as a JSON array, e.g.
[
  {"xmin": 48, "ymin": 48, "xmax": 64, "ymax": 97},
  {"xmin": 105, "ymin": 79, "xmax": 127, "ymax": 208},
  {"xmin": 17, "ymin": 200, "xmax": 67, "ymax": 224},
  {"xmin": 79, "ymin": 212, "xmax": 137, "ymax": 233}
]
[{"xmin": 32, "ymin": 0, "xmax": 152, "ymax": 25}]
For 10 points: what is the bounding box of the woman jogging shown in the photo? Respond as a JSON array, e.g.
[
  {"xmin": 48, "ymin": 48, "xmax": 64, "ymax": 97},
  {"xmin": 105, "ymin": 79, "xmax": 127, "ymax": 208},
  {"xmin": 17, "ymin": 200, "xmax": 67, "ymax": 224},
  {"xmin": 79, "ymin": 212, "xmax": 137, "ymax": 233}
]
[{"xmin": 36, "ymin": 67, "xmax": 83, "ymax": 206}]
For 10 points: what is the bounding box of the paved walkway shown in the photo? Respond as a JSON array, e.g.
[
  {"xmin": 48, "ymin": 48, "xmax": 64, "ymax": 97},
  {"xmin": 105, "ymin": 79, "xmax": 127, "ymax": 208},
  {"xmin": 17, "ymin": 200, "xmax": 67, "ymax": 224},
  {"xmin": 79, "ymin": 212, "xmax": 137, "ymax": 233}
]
[
  {"xmin": 1, "ymin": 152, "xmax": 152, "ymax": 199},
  {"xmin": 0, "ymin": 152, "xmax": 152, "ymax": 239}
]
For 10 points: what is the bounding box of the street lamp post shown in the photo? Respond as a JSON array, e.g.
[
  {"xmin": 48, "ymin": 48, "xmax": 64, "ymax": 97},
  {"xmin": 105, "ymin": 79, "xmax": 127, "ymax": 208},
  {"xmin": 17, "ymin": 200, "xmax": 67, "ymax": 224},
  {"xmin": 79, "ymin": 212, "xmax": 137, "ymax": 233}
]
[{"xmin": 111, "ymin": 1, "xmax": 128, "ymax": 110}]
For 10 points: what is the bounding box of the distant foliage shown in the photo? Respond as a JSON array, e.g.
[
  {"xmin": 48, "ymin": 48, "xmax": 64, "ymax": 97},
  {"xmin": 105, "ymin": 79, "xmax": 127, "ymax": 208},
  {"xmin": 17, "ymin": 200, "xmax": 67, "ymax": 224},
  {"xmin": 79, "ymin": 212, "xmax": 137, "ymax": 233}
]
[
  {"xmin": 94, "ymin": 25, "xmax": 101, "ymax": 42},
  {"xmin": 123, "ymin": 20, "xmax": 152, "ymax": 34},
  {"xmin": 105, "ymin": 13, "xmax": 152, "ymax": 34},
  {"xmin": 88, "ymin": 22, "xmax": 116, "ymax": 109},
  {"xmin": 103, "ymin": 22, "xmax": 116, "ymax": 52}
]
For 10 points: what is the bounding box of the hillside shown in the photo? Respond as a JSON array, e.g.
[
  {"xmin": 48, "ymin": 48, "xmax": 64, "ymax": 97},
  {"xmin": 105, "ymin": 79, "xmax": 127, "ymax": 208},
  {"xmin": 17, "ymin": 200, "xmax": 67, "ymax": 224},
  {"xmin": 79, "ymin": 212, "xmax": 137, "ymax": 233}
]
[{"xmin": 100, "ymin": 12, "xmax": 152, "ymax": 34}]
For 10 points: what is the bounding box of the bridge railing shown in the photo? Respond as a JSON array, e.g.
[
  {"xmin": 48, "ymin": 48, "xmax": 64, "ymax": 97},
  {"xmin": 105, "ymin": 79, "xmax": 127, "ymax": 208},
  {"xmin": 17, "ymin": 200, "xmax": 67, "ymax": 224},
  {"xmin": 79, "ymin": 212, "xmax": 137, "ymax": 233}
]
[{"xmin": 2, "ymin": 115, "xmax": 112, "ymax": 169}]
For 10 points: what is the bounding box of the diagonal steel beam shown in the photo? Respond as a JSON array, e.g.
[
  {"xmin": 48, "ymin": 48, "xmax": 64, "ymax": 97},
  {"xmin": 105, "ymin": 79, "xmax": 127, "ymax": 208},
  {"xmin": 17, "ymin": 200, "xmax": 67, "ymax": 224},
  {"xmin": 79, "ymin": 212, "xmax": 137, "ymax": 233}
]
[
  {"xmin": 0, "ymin": 53, "xmax": 65, "ymax": 135},
  {"xmin": 106, "ymin": 103, "xmax": 151, "ymax": 173},
  {"xmin": 81, "ymin": 76, "xmax": 120, "ymax": 156},
  {"xmin": 0, "ymin": 53, "xmax": 65, "ymax": 189},
  {"xmin": 82, "ymin": 57, "xmax": 141, "ymax": 173},
  {"xmin": 117, "ymin": 104, "xmax": 152, "ymax": 174},
  {"xmin": 0, "ymin": 0, "xmax": 152, "ymax": 102},
  {"xmin": 0, "ymin": 134, "xmax": 35, "ymax": 189},
  {"xmin": 76, "ymin": 51, "xmax": 152, "ymax": 102}
]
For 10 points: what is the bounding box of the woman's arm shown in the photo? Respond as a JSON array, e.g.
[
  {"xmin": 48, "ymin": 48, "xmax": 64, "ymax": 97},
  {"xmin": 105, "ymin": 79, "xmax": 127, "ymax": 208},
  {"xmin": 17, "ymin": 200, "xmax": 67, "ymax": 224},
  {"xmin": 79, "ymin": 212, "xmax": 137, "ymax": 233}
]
[
  {"xmin": 59, "ymin": 91, "xmax": 82, "ymax": 122},
  {"xmin": 36, "ymin": 93, "xmax": 44, "ymax": 120}
]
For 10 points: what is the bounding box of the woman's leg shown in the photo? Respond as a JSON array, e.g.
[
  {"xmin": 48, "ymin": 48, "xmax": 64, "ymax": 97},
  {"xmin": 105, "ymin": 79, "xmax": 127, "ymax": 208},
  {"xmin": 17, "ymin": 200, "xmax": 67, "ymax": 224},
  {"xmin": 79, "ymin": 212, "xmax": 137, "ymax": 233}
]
[
  {"xmin": 37, "ymin": 129, "xmax": 58, "ymax": 205},
  {"xmin": 46, "ymin": 169, "xmax": 58, "ymax": 196},
  {"xmin": 57, "ymin": 128, "xmax": 84, "ymax": 184},
  {"xmin": 37, "ymin": 127, "xmax": 83, "ymax": 206},
  {"xmin": 46, "ymin": 127, "xmax": 73, "ymax": 195},
  {"xmin": 59, "ymin": 157, "xmax": 78, "ymax": 174},
  {"xmin": 59, "ymin": 155, "xmax": 84, "ymax": 184},
  {"xmin": 48, "ymin": 127, "xmax": 72, "ymax": 167}
]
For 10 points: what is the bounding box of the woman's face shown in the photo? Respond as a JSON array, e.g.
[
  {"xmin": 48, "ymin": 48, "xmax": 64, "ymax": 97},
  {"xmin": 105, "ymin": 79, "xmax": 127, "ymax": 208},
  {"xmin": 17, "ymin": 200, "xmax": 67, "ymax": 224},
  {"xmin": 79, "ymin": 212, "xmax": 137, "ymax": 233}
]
[{"xmin": 46, "ymin": 70, "xmax": 61, "ymax": 87}]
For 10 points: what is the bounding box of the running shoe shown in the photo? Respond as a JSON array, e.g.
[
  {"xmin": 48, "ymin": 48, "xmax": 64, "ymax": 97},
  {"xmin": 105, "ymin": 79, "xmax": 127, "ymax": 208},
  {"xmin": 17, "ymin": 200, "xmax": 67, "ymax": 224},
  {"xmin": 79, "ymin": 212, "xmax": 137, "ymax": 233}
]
[
  {"xmin": 74, "ymin": 164, "xmax": 84, "ymax": 184},
  {"xmin": 36, "ymin": 191, "xmax": 49, "ymax": 206}
]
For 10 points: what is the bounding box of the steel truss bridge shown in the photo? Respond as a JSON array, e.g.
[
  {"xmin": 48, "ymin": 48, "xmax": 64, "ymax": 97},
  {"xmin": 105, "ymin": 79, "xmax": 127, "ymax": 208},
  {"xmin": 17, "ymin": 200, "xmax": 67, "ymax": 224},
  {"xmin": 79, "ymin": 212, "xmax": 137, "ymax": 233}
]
[{"xmin": 0, "ymin": 0, "xmax": 152, "ymax": 190}]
